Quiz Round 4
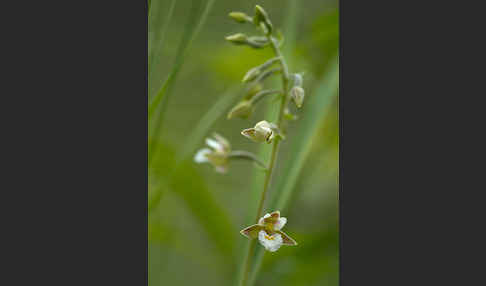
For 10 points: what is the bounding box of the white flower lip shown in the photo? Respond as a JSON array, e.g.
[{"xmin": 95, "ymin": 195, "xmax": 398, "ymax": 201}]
[
  {"xmin": 194, "ymin": 148, "xmax": 211, "ymax": 163},
  {"xmin": 258, "ymin": 230, "xmax": 283, "ymax": 252}
]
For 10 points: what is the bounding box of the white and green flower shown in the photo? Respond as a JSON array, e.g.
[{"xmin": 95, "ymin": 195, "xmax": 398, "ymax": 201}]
[
  {"xmin": 194, "ymin": 133, "xmax": 231, "ymax": 173},
  {"xmin": 240, "ymin": 210, "xmax": 297, "ymax": 252},
  {"xmin": 241, "ymin": 120, "xmax": 279, "ymax": 143}
]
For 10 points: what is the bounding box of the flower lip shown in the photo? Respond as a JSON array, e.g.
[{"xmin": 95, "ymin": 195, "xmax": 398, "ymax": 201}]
[
  {"xmin": 258, "ymin": 230, "xmax": 283, "ymax": 252},
  {"xmin": 194, "ymin": 148, "xmax": 211, "ymax": 163}
]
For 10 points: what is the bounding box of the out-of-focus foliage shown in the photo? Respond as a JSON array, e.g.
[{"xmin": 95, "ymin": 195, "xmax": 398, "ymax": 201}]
[{"xmin": 149, "ymin": 0, "xmax": 339, "ymax": 285}]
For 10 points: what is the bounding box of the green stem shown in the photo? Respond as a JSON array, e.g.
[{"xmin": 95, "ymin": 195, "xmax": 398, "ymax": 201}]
[
  {"xmin": 229, "ymin": 150, "xmax": 268, "ymax": 170},
  {"xmin": 239, "ymin": 34, "xmax": 291, "ymax": 286},
  {"xmin": 250, "ymin": 89, "xmax": 282, "ymax": 105}
]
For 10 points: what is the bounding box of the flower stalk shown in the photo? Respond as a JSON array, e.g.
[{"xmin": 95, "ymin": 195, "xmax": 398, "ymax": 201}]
[
  {"xmin": 239, "ymin": 11, "xmax": 293, "ymax": 286},
  {"xmin": 194, "ymin": 5, "xmax": 304, "ymax": 286}
]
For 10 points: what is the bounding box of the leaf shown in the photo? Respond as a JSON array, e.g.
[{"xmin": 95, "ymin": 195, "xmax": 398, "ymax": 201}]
[
  {"xmin": 148, "ymin": 0, "xmax": 177, "ymax": 74},
  {"xmin": 148, "ymin": 0, "xmax": 215, "ymax": 121},
  {"xmin": 148, "ymin": 0, "xmax": 216, "ymax": 164}
]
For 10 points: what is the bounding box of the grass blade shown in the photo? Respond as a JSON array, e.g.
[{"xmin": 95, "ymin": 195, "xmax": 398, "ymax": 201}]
[
  {"xmin": 149, "ymin": 141, "xmax": 236, "ymax": 262},
  {"xmin": 177, "ymin": 86, "xmax": 241, "ymax": 162},
  {"xmin": 274, "ymin": 58, "xmax": 339, "ymax": 210},
  {"xmin": 148, "ymin": 0, "xmax": 215, "ymax": 121},
  {"xmin": 149, "ymin": 0, "xmax": 216, "ymax": 165},
  {"xmin": 149, "ymin": 0, "xmax": 177, "ymax": 74}
]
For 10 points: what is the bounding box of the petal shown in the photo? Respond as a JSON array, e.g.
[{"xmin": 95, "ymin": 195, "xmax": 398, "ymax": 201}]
[
  {"xmin": 194, "ymin": 148, "xmax": 211, "ymax": 163},
  {"xmin": 258, "ymin": 231, "xmax": 283, "ymax": 252},
  {"xmin": 206, "ymin": 138, "xmax": 223, "ymax": 152},
  {"xmin": 276, "ymin": 230, "xmax": 297, "ymax": 246},
  {"xmin": 240, "ymin": 224, "xmax": 264, "ymax": 239},
  {"xmin": 213, "ymin": 133, "xmax": 231, "ymax": 152},
  {"xmin": 274, "ymin": 217, "xmax": 287, "ymax": 230},
  {"xmin": 270, "ymin": 210, "xmax": 280, "ymax": 218},
  {"xmin": 263, "ymin": 212, "xmax": 279, "ymax": 224},
  {"xmin": 259, "ymin": 213, "xmax": 271, "ymax": 225}
]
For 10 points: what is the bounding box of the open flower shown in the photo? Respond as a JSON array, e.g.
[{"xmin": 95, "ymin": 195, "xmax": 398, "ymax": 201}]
[
  {"xmin": 194, "ymin": 133, "xmax": 231, "ymax": 173},
  {"xmin": 240, "ymin": 210, "xmax": 297, "ymax": 252},
  {"xmin": 241, "ymin": 120, "xmax": 278, "ymax": 143}
]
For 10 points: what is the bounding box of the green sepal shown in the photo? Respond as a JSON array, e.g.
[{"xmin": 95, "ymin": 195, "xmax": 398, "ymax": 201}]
[
  {"xmin": 276, "ymin": 230, "xmax": 298, "ymax": 245},
  {"xmin": 240, "ymin": 224, "xmax": 265, "ymax": 239}
]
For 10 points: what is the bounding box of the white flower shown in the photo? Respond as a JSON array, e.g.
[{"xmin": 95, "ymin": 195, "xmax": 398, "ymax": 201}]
[
  {"xmin": 258, "ymin": 230, "xmax": 283, "ymax": 252},
  {"xmin": 240, "ymin": 210, "xmax": 297, "ymax": 252},
  {"xmin": 241, "ymin": 120, "xmax": 277, "ymax": 143},
  {"xmin": 194, "ymin": 133, "xmax": 231, "ymax": 173}
]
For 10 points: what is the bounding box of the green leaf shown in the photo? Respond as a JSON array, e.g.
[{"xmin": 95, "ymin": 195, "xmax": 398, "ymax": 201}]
[
  {"xmin": 148, "ymin": 0, "xmax": 177, "ymax": 74},
  {"xmin": 149, "ymin": 0, "xmax": 216, "ymax": 165}
]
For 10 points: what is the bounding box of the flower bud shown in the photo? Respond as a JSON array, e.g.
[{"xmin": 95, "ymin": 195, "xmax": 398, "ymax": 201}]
[
  {"xmin": 290, "ymin": 86, "xmax": 305, "ymax": 108},
  {"xmin": 243, "ymin": 57, "xmax": 280, "ymax": 83},
  {"xmin": 241, "ymin": 120, "xmax": 275, "ymax": 143},
  {"xmin": 244, "ymin": 83, "xmax": 263, "ymax": 100},
  {"xmin": 227, "ymin": 100, "xmax": 253, "ymax": 119},
  {"xmin": 242, "ymin": 67, "xmax": 261, "ymax": 83},
  {"xmin": 229, "ymin": 12, "xmax": 252, "ymax": 23},
  {"xmin": 225, "ymin": 33, "xmax": 248, "ymax": 45},
  {"xmin": 254, "ymin": 5, "xmax": 273, "ymax": 34}
]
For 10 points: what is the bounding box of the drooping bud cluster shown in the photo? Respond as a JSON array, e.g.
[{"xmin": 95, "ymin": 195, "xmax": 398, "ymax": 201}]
[{"xmin": 254, "ymin": 5, "xmax": 273, "ymax": 35}]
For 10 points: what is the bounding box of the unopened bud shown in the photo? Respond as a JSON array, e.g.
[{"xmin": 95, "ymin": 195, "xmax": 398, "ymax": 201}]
[
  {"xmin": 245, "ymin": 83, "xmax": 263, "ymax": 100},
  {"xmin": 243, "ymin": 67, "xmax": 261, "ymax": 83},
  {"xmin": 254, "ymin": 5, "xmax": 273, "ymax": 34},
  {"xmin": 290, "ymin": 86, "xmax": 305, "ymax": 108},
  {"xmin": 229, "ymin": 12, "xmax": 252, "ymax": 23},
  {"xmin": 225, "ymin": 33, "xmax": 248, "ymax": 44},
  {"xmin": 243, "ymin": 57, "xmax": 280, "ymax": 83},
  {"xmin": 228, "ymin": 100, "xmax": 253, "ymax": 119}
]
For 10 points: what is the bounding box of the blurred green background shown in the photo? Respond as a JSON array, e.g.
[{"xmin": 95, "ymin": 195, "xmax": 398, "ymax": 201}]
[{"xmin": 148, "ymin": 0, "xmax": 339, "ymax": 285}]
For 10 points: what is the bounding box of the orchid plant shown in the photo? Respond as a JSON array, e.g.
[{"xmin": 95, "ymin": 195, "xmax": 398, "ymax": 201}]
[{"xmin": 194, "ymin": 5, "xmax": 305, "ymax": 286}]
